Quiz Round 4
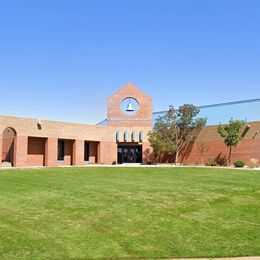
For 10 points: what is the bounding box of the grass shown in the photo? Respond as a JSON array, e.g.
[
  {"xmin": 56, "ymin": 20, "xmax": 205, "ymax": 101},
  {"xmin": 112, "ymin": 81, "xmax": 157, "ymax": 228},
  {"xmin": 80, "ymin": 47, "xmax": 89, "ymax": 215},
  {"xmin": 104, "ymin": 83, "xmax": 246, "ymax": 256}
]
[{"xmin": 0, "ymin": 167, "xmax": 259, "ymax": 259}]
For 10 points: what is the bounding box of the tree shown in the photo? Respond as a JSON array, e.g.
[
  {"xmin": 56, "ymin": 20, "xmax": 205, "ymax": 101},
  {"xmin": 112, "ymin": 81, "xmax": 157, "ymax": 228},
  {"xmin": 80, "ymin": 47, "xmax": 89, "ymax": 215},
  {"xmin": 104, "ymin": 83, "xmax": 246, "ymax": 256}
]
[
  {"xmin": 148, "ymin": 104, "xmax": 207, "ymax": 164},
  {"xmin": 218, "ymin": 119, "xmax": 245, "ymax": 166}
]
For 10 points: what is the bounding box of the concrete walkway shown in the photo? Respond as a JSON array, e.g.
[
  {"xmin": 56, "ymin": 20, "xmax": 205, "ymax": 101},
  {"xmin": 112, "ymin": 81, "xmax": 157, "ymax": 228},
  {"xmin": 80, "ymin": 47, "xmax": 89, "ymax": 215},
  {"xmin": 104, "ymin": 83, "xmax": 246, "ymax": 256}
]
[
  {"xmin": 176, "ymin": 256, "xmax": 260, "ymax": 260},
  {"xmin": 0, "ymin": 164, "xmax": 259, "ymax": 170}
]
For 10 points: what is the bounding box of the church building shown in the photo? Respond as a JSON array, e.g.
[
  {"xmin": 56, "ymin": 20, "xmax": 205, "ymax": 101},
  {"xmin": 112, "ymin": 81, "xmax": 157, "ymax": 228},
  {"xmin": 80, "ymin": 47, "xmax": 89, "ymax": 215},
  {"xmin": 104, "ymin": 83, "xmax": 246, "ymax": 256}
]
[{"xmin": 0, "ymin": 83, "xmax": 260, "ymax": 167}]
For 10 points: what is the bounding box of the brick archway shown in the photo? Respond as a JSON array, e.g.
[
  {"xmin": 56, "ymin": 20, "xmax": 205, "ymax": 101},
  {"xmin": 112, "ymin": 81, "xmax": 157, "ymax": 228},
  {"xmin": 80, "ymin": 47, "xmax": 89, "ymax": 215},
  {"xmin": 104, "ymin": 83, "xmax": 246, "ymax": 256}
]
[{"xmin": 2, "ymin": 127, "xmax": 17, "ymax": 167}]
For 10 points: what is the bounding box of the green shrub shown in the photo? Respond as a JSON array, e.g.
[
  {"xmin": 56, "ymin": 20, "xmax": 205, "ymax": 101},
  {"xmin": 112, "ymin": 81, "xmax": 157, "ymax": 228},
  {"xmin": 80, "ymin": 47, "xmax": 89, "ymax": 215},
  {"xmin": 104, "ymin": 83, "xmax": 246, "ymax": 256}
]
[
  {"xmin": 234, "ymin": 160, "xmax": 245, "ymax": 168},
  {"xmin": 207, "ymin": 160, "xmax": 218, "ymax": 167}
]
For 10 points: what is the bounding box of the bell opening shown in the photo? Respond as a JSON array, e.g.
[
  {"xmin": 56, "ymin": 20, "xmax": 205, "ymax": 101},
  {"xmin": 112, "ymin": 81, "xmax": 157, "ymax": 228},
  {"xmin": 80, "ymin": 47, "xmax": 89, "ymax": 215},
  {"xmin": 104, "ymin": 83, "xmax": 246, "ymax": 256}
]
[{"xmin": 126, "ymin": 102, "xmax": 134, "ymax": 112}]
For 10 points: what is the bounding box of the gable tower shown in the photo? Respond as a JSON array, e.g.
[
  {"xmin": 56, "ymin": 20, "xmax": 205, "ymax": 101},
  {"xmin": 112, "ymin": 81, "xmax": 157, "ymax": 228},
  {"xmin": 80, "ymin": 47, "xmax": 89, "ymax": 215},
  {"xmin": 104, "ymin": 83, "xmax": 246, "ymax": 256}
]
[{"xmin": 107, "ymin": 83, "xmax": 152, "ymax": 127}]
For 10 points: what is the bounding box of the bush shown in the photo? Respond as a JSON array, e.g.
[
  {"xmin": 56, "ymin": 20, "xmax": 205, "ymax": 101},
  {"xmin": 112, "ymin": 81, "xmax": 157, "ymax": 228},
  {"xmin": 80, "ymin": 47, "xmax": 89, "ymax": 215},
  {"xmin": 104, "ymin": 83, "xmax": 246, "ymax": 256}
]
[
  {"xmin": 234, "ymin": 160, "xmax": 245, "ymax": 168},
  {"xmin": 214, "ymin": 154, "xmax": 228, "ymax": 166},
  {"xmin": 207, "ymin": 160, "xmax": 218, "ymax": 167},
  {"xmin": 248, "ymin": 158, "xmax": 259, "ymax": 168}
]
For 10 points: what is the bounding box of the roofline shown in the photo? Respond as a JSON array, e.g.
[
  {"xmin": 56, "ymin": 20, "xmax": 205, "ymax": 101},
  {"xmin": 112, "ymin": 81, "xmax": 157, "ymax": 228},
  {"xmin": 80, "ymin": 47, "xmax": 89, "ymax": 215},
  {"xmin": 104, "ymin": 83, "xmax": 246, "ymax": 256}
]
[
  {"xmin": 97, "ymin": 97, "xmax": 260, "ymax": 124},
  {"xmin": 152, "ymin": 98, "xmax": 260, "ymax": 115},
  {"xmin": 96, "ymin": 119, "xmax": 107, "ymax": 125}
]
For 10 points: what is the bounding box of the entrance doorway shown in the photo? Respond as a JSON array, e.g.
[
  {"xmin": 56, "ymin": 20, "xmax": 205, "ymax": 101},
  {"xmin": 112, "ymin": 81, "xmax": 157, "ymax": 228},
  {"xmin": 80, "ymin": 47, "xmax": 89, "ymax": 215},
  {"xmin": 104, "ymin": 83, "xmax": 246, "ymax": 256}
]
[
  {"xmin": 2, "ymin": 127, "xmax": 16, "ymax": 166},
  {"xmin": 117, "ymin": 145, "xmax": 142, "ymax": 164},
  {"xmin": 27, "ymin": 137, "xmax": 47, "ymax": 166}
]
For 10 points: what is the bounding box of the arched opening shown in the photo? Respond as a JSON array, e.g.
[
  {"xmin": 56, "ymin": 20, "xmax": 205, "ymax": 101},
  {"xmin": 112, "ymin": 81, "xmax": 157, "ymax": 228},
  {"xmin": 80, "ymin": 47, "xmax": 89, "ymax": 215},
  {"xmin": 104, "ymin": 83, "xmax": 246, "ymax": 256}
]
[{"xmin": 2, "ymin": 127, "xmax": 16, "ymax": 167}]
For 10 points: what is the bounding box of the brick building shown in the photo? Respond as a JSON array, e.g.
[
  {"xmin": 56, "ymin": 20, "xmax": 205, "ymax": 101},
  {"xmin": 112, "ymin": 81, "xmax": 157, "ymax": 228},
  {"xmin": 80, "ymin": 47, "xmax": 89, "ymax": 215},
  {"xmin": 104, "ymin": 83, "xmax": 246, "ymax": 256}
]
[{"xmin": 0, "ymin": 83, "xmax": 260, "ymax": 167}]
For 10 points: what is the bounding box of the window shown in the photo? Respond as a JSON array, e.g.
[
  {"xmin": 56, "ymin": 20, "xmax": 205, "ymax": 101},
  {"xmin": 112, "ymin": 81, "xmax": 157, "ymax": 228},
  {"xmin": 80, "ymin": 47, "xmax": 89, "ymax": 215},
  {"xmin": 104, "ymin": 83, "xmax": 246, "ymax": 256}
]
[
  {"xmin": 84, "ymin": 142, "xmax": 90, "ymax": 161},
  {"xmin": 139, "ymin": 131, "xmax": 143, "ymax": 142},
  {"xmin": 57, "ymin": 140, "xmax": 65, "ymax": 161},
  {"xmin": 116, "ymin": 131, "xmax": 120, "ymax": 142},
  {"xmin": 131, "ymin": 131, "xmax": 135, "ymax": 142},
  {"xmin": 124, "ymin": 131, "xmax": 128, "ymax": 142}
]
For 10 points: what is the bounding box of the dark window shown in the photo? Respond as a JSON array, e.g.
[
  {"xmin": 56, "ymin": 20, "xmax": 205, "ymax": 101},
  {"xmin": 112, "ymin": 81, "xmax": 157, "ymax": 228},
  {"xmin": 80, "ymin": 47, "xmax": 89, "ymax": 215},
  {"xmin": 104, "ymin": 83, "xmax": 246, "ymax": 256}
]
[
  {"xmin": 84, "ymin": 142, "xmax": 90, "ymax": 161},
  {"xmin": 58, "ymin": 140, "xmax": 65, "ymax": 161}
]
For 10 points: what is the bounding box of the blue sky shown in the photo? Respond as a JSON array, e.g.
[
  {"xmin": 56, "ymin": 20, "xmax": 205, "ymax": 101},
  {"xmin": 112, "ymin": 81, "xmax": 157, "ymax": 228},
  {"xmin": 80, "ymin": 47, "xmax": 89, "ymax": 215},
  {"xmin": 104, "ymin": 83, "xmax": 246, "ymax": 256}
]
[{"xmin": 0, "ymin": 0, "xmax": 259, "ymax": 124}]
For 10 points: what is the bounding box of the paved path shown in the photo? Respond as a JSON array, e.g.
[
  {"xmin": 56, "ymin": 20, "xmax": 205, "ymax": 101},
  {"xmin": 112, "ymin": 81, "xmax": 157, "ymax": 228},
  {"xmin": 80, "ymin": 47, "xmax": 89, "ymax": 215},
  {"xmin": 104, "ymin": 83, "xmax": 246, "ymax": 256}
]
[
  {"xmin": 0, "ymin": 164, "xmax": 260, "ymax": 170},
  {"xmin": 174, "ymin": 257, "xmax": 260, "ymax": 260}
]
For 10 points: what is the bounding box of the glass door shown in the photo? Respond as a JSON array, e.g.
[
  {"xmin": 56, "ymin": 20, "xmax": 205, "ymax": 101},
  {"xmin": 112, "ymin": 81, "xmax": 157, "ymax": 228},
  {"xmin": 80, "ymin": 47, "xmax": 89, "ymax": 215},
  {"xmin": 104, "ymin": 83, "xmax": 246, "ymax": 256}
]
[
  {"xmin": 117, "ymin": 145, "xmax": 142, "ymax": 163},
  {"xmin": 122, "ymin": 147, "xmax": 129, "ymax": 162},
  {"xmin": 128, "ymin": 147, "xmax": 136, "ymax": 163}
]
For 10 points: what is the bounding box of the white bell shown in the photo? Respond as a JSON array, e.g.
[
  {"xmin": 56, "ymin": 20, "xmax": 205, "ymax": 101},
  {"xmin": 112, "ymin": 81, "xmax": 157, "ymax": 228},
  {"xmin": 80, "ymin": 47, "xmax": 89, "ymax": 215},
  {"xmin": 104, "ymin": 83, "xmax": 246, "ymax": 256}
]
[{"xmin": 126, "ymin": 101, "xmax": 134, "ymax": 111}]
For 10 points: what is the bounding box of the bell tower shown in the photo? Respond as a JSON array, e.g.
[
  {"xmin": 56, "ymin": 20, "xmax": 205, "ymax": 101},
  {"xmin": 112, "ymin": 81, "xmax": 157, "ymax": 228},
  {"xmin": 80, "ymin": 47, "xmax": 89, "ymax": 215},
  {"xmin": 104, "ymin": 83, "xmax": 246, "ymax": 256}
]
[{"xmin": 107, "ymin": 83, "xmax": 152, "ymax": 127}]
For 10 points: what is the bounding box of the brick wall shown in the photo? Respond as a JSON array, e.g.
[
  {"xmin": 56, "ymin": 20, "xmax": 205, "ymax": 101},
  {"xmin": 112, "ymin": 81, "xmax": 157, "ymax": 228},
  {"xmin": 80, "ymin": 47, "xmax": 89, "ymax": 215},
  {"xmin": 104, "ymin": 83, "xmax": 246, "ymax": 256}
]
[
  {"xmin": 27, "ymin": 137, "xmax": 47, "ymax": 166},
  {"xmin": 73, "ymin": 139, "xmax": 84, "ymax": 166},
  {"xmin": 181, "ymin": 138, "xmax": 260, "ymax": 165},
  {"xmin": 98, "ymin": 141, "xmax": 117, "ymax": 164},
  {"xmin": 45, "ymin": 138, "xmax": 58, "ymax": 167},
  {"xmin": 15, "ymin": 136, "xmax": 28, "ymax": 167},
  {"xmin": 158, "ymin": 122, "xmax": 260, "ymax": 165}
]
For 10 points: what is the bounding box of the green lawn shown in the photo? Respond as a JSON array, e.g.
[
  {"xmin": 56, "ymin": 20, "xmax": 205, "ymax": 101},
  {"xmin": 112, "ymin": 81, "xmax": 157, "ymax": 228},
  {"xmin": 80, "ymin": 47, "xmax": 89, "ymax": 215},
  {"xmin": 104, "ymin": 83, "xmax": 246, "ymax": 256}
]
[{"xmin": 0, "ymin": 167, "xmax": 259, "ymax": 259}]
